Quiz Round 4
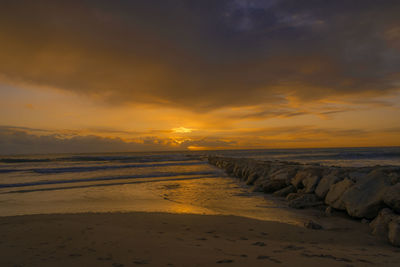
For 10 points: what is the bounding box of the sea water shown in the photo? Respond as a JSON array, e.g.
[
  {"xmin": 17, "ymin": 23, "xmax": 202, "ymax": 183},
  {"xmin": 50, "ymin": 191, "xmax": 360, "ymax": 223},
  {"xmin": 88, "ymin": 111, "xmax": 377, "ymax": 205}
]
[{"xmin": 0, "ymin": 147, "xmax": 399, "ymax": 223}]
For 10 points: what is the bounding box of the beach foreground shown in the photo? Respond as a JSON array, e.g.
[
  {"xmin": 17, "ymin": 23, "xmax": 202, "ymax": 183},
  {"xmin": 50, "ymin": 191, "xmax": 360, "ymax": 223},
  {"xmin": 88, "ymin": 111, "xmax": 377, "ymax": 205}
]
[{"xmin": 1, "ymin": 212, "xmax": 400, "ymax": 266}]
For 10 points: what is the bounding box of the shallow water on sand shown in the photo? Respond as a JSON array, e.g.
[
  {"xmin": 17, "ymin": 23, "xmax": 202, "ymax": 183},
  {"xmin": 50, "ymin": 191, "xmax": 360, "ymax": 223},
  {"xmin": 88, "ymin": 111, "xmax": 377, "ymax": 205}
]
[
  {"xmin": 1, "ymin": 148, "xmax": 398, "ymax": 223},
  {"xmin": 0, "ymin": 151, "xmax": 318, "ymax": 225}
]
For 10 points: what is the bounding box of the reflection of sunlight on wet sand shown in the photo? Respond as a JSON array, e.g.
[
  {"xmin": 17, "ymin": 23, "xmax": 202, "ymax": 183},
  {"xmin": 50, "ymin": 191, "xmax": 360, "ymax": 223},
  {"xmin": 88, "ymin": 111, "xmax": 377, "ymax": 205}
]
[
  {"xmin": 155, "ymin": 178, "xmax": 314, "ymax": 226},
  {"xmin": 165, "ymin": 201, "xmax": 214, "ymax": 215},
  {"xmin": 159, "ymin": 179, "xmax": 217, "ymax": 215},
  {"xmin": 0, "ymin": 168, "xmax": 312, "ymax": 226}
]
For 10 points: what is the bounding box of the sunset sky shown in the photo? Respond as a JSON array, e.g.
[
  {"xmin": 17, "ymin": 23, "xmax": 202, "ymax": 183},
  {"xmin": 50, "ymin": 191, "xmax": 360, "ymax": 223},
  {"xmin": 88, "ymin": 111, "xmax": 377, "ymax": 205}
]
[{"xmin": 1, "ymin": 0, "xmax": 400, "ymax": 154}]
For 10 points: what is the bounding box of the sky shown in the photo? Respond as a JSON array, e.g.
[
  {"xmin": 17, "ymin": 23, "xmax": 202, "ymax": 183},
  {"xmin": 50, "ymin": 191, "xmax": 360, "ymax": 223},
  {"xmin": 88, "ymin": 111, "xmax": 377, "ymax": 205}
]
[{"xmin": 0, "ymin": 0, "xmax": 400, "ymax": 154}]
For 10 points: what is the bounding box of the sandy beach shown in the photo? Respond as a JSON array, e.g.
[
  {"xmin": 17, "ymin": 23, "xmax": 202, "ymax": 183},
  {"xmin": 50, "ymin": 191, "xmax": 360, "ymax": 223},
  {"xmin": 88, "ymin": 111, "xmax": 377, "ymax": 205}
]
[{"xmin": 1, "ymin": 211, "xmax": 400, "ymax": 267}]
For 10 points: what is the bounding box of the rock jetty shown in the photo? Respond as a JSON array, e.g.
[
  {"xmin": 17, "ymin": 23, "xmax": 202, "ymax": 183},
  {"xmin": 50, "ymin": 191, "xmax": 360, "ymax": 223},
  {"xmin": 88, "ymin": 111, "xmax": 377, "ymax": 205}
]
[{"xmin": 208, "ymin": 156, "xmax": 400, "ymax": 246}]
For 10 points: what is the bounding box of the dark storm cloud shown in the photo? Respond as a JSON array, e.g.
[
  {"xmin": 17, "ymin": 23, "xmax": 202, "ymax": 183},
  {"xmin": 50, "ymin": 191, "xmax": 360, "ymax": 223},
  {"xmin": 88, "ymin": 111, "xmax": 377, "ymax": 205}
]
[{"xmin": 0, "ymin": 0, "xmax": 399, "ymax": 110}]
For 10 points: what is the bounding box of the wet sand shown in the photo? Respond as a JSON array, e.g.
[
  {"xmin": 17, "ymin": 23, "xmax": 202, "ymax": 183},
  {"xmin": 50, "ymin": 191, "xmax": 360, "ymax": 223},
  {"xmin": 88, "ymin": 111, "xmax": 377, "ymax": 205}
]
[{"xmin": 1, "ymin": 212, "xmax": 400, "ymax": 266}]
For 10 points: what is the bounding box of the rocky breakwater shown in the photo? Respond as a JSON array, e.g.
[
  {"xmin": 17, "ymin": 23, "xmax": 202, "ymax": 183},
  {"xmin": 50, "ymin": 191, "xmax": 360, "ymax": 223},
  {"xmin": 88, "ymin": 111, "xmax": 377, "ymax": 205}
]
[{"xmin": 208, "ymin": 156, "xmax": 400, "ymax": 246}]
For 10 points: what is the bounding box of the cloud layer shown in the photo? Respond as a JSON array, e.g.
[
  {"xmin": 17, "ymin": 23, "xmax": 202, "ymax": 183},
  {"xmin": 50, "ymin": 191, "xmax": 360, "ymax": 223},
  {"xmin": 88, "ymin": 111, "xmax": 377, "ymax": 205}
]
[
  {"xmin": 0, "ymin": 126, "xmax": 239, "ymax": 154},
  {"xmin": 1, "ymin": 124, "xmax": 399, "ymax": 155},
  {"xmin": 1, "ymin": 0, "xmax": 399, "ymax": 111}
]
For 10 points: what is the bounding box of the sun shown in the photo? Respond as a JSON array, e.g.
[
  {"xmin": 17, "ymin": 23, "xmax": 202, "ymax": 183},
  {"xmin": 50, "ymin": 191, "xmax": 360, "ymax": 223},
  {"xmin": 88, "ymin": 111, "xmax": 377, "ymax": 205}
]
[{"xmin": 172, "ymin": 127, "xmax": 193, "ymax": 133}]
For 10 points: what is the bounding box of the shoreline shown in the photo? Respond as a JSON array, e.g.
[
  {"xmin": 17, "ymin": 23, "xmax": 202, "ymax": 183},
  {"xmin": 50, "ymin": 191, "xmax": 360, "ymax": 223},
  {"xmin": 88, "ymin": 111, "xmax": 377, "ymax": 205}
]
[
  {"xmin": 208, "ymin": 156, "xmax": 400, "ymax": 247},
  {"xmin": 1, "ymin": 211, "xmax": 400, "ymax": 266}
]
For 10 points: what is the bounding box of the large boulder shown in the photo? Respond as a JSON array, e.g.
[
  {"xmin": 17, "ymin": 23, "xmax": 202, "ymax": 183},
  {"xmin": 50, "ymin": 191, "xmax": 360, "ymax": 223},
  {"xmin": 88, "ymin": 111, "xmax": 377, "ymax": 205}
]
[
  {"xmin": 246, "ymin": 171, "xmax": 259, "ymax": 185},
  {"xmin": 232, "ymin": 162, "xmax": 246, "ymax": 178},
  {"xmin": 268, "ymin": 163, "xmax": 286, "ymax": 176},
  {"xmin": 251, "ymin": 185, "xmax": 263, "ymax": 192},
  {"xmin": 302, "ymin": 175, "xmax": 321, "ymax": 194},
  {"xmin": 389, "ymin": 171, "xmax": 400, "ymax": 185},
  {"xmin": 286, "ymin": 193, "xmax": 302, "ymax": 201},
  {"xmin": 370, "ymin": 208, "xmax": 400, "ymax": 246},
  {"xmin": 388, "ymin": 218, "xmax": 400, "ymax": 247},
  {"xmin": 325, "ymin": 178, "xmax": 354, "ymax": 210},
  {"xmin": 291, "ymin": 169, "xmax": 308, "ymax": 188},
  {"xmin": 370, "ymin": 208, "xmax": 398, "ymax": 237},
  {"xmin": 253, "ymin": 175, "xmax": 269, "ymax": 188},
  {"xmin": 288, "ymin": 194, "xmax": 322, "ymax": 209},
  {"xmin": 347, "ymin": 168, "xmax": 372, "ymax": 183},
  {"xmin": 224, "ymin": 162, "xmax": 235, "ymax": 174},
  {"xmin": 315, "ymin": 169, "xmax": 344, "ymax": 199},
  {"xmin": 273, "ymin": 185, "xmax": 296, "ymax": 197},
  {"xmin": 341, "ymin": 169, "xmax": 392, "ymax": 219},
  {"xmin": 304, "ymin": 220, "xmax": 323, "ymax": 230},
  {"xmin": 245, "ymin": 166, "xmax": 267, "ymax": 185},
  {"xmin": 261, "ymin": 179, "xmax": 287, "ymax": 193},
  {"xmin": 291, "ymin": 167, "xmax": 324, "ymax": 189},
  {"xmin": 239, "ymin": 165, "xmax": 251, "ymax": 181},
  {"xmin": 269, "ymin": 166, "xmax": 298, "ymax": 185},
  {"xmin": 383, "ymin": 183, "xmax": 400, "ymax": 213},
  {"xmin": 251, "ymin": 163, "xmax": 285, "ymax": 187},
  {"xmin": 244, "ymin": 162, "xmax": 267, "ymax": 181}
]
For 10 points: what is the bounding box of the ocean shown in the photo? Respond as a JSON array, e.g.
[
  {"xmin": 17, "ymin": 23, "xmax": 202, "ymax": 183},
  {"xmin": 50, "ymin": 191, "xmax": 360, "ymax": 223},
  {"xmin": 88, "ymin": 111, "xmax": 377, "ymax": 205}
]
[{"xmin": 1, "ymin": 147, "xmax": 399, "ymax": 222}]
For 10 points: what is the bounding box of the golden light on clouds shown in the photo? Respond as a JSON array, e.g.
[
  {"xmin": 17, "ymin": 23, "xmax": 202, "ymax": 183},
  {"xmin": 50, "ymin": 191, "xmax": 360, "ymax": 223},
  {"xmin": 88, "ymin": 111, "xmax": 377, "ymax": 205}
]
[
  {"xmin": 187, "ymin": 146, "xmax": 208, "ymax": 151},
  {"xmin": 0, "ymin": 1, "xmax": 399, "ymax": 154},
  {"xmin": 172, "ymin": 127, "xmax": 193, "ymax": 134}
]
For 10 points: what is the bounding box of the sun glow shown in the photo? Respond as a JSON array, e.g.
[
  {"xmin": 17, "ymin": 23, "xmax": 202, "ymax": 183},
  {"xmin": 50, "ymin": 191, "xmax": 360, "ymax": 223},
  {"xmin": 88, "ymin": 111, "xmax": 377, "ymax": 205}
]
[
  {"xmin": 172, "ymin": 127, "xmax": 193, "ymax": 133},
  {"xmin": 187, "ymin": 146, "xmax": 208, "ymax": 151}
]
